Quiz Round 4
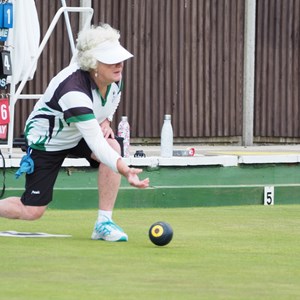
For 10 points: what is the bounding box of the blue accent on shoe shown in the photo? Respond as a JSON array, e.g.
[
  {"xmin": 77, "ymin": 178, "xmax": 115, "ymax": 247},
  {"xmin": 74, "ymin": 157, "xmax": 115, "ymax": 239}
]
[
  {"xmin": 92, "ymin": 218, "xmax": 128, "ymax": 242},
  {"xmin": 95, "ymin": 220, "xmax": 124, "ymax": 235},
  {"xmin": 95, "ymin": 220, "xmax": 115, "ymax": 237}
]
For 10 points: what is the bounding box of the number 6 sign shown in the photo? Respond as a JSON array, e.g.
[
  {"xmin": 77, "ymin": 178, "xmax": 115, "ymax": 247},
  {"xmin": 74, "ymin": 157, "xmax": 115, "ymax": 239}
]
[{"xmin": 0, "ymin": 98, "xmax": 10, "ymax": 124}]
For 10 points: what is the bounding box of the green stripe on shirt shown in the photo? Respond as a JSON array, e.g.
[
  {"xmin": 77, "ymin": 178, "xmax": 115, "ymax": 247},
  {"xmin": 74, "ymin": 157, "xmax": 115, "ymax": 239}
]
[{"xmin": 66, "ymin": 114, "xmax": 95, "ymax": 123}]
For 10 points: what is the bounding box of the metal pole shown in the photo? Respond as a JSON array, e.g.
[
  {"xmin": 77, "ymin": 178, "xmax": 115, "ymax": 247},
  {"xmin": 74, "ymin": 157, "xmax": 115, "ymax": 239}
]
[
  {"xmin": 61, "ymin": 0, "xmax": 76, "ymax": 54},
  {"xmin": 242, "ymin": 0, "xmax": 256, "ymax": 146},
  {"xmin": 79, "ymin": 0, "xmax": 92, "ymax": 31}
]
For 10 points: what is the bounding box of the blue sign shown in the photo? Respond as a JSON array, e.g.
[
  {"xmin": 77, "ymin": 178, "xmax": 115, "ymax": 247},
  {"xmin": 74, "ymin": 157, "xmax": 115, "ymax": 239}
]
[
  {"xmin": 0, "ymin": 4, "xmax": 3, "ymax": 28},
  {"xmin": 3, "ymin": 3, "xmax": 13, "ymax": 28}
]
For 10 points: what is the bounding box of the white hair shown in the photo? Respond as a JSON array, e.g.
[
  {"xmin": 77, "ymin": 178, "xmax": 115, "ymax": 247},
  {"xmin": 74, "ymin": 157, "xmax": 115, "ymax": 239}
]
[{"xmin": 75, "ymin": 24, "xmax": 120, "ymax": 71}]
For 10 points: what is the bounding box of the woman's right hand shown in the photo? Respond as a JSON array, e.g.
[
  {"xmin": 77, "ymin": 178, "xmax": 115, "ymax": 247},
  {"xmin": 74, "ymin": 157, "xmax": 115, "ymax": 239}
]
[
  {"xmin": 117, "ymin": 159, "xmax": 150, "ymax": 188},
  {"xmin": 125, "ymin": 167, "xmax": 150, "ymax": 188}
]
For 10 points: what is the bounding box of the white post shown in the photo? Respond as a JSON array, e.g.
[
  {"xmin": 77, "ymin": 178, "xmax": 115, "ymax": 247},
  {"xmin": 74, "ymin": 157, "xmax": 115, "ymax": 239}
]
[
  {"xmin": 79, "ymin": 0, "xmax": 92, "ymax": 31},
  {"xmin": 242, "ymin": 0, "xmax": 256, "ymax": 146},
  {"xmin": 61, "ymin": 0, "xmax": 76, "ymax": 54}
]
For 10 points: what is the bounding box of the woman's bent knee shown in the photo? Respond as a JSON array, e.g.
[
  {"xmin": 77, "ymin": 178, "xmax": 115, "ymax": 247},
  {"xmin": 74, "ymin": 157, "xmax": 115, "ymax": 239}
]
[{"xmin": 23, "ymin": 205, "xmax": 46, "ymax": 220}]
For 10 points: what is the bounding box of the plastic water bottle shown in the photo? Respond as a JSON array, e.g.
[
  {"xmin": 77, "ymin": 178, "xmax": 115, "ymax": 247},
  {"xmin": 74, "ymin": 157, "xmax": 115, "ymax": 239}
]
[
  {"xmin": 160, "ymin": 114, "xmax": 173, "ymax": 157},
  {"xmin": 118, "ymin": 116, "xmax": 130, "ymax": 157}
]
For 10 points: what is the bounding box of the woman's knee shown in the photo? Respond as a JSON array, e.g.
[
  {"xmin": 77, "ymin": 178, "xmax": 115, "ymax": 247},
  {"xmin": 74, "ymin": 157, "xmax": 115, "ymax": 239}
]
[{"xmin": 23, "ymin": 205, "xmax": 46, "ymax": 220}]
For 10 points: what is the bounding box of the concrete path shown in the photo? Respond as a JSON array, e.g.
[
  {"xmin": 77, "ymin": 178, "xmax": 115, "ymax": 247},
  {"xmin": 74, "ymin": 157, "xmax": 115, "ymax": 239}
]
[{"xmin": 2, "ymin": 144, "xmax": 300, "ymax": 168}]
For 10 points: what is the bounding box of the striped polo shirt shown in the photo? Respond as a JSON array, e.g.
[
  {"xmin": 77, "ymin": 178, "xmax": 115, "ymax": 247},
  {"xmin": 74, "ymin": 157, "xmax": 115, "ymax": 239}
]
[{"xmin": 24, "ymin": 63, "xmax": 122, "ymax": 151}]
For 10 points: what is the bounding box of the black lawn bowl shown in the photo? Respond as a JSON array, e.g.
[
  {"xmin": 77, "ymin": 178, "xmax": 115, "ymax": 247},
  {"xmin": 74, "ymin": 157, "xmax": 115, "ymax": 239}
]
[{"xmin": 148, "ymin": 221, "xmax": 173, "ymax": 246}]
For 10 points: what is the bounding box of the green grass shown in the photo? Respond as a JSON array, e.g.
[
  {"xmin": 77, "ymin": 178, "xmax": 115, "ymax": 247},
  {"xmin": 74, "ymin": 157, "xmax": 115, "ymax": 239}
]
[{"xmin": 1, "ymin": 205, "xmax": 300, "ymax": 300}]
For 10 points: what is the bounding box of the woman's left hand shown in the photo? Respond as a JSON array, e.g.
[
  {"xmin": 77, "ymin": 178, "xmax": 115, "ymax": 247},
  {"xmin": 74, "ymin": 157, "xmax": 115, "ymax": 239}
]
[{"xmin": 100, "ymin": 119, "xmax": 115, "ymax": 139}]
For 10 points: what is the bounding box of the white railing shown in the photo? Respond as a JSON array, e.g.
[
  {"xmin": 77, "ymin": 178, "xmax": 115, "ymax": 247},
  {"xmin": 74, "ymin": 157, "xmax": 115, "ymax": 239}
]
[{"xmin": 3, "ymin": 6, "xmax": 93, "ymax": 157}]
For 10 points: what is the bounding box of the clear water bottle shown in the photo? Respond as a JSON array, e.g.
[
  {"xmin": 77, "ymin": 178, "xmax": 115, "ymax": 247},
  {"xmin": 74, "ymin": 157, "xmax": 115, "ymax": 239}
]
[
  {"xmin": 160, "ymin": 114, "xmax": 173, "ymax": 157},
  {"xmin": 118, "ymin": 116, "xmax": 130, "ymax": 157}
]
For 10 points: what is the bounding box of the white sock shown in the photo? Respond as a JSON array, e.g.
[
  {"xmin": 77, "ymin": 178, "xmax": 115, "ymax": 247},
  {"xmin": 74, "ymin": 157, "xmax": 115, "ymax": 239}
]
[{"xmin": 97, "ymin": 210, "xmax": 112, "ymax": 222}]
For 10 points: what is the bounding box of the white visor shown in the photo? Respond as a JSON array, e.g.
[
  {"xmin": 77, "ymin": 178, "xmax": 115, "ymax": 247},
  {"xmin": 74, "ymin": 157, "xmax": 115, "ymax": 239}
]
[{"xmin": 92, "ymin": 40, "xmax": 133, "ymax": 64}]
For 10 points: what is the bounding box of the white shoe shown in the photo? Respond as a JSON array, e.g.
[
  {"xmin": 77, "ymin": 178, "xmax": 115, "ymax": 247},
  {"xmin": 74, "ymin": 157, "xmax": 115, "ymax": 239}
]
[{"xmin": 91, "ymin": 217, "xmax": 128, "ymax": 242}]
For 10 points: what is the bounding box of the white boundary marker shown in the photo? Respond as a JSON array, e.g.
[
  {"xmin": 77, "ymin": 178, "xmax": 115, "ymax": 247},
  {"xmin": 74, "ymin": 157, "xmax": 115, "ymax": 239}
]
[
  {"xmin": 0, "ymin": 231, "xmax": 72, "ymax": 238},
  {"xmin": 264, "ymin": 186, "xmax": 274, "ymax": 205}
]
